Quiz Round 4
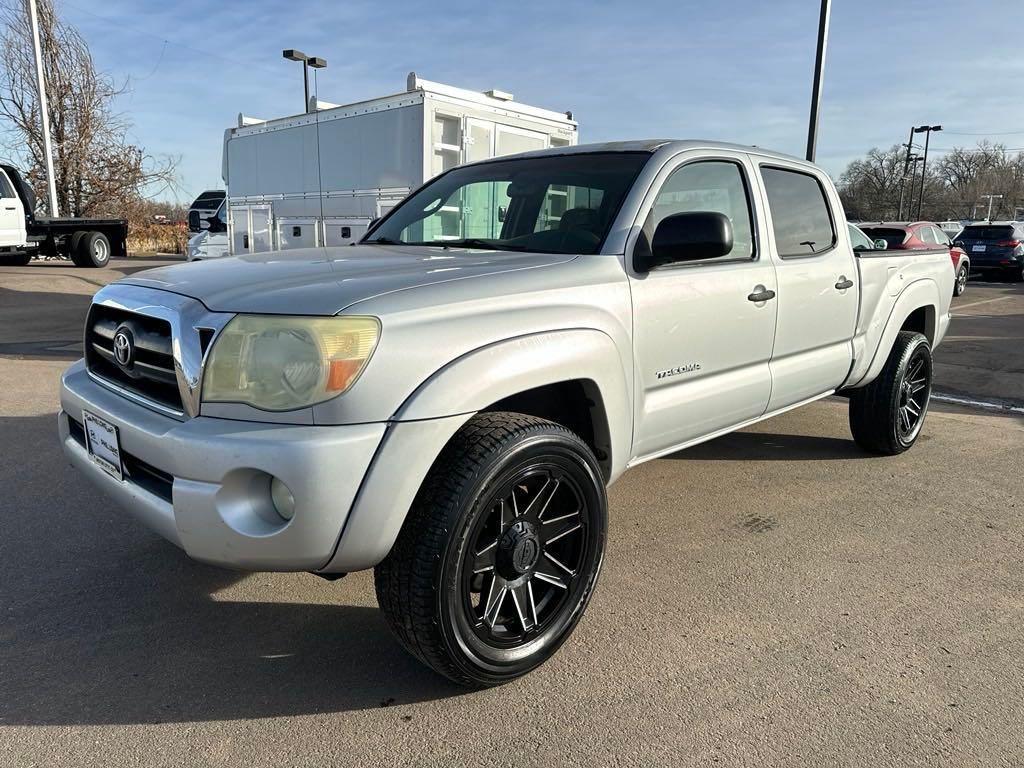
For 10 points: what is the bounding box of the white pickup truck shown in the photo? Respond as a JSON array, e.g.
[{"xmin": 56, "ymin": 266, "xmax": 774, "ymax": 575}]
[
  {"xmin": 58, "ymin": 140, "xmax": 954, "ymax": 686},
  {"xmin": 0, "ymin": 163, "xmax": 128, "ymax": 267}
]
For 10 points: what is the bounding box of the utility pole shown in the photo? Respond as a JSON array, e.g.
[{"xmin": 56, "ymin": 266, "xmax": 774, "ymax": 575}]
[
  {"xmin": 897, "ymin": 127, "xmax": 916, "ymax": 220},
  {"xmin": 913, "ymin": 124, "xmax": 941, "ymax": 220},
  {"xmin": 980, "ymin": 194, "xmax": 1003, "ymax": 221},
  {"xmin": 805, "ymin": 0, "xmax": 832, "ymax": 162},
  {"xmin": 27, "ymin": 0, "xmax": 58, "ymax": 216}
]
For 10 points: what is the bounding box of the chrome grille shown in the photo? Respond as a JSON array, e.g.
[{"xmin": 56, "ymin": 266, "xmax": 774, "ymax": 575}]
[{"xmin": 85, "ymin": 304, "xmax": 184, "ymax": 414}]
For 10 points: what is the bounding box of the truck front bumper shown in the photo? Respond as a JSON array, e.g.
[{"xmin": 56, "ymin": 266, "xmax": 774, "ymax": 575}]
[{"xmin": 59, "ymin": 359, "xmax": 386, "ymax": 571}]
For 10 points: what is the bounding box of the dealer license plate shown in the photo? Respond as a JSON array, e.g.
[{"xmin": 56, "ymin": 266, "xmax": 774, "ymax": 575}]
[{"xmin": 83, "ymin": 410, "xmax": 123, "ymax": 481}]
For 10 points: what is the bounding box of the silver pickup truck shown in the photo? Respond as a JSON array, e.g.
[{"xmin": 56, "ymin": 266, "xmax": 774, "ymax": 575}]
[{"xmin": 59, "ymin": 140, "xmax": 954, "ymax": 686}]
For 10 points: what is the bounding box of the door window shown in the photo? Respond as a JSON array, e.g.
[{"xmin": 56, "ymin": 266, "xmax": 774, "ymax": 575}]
[
  {"xmin": 919, "ymin": 226, "xmax": 937, "ymax": 244},
  {"xmin": 0, "ymin": 171, "xmax": 15, "ymax": 199},
  {"xmin": 760, "ymin": 167, "xmax": 836, "ymax": 258},
  {"xmin": 647, "ymin": 160, "xmax": 755, "ymax": 261}
]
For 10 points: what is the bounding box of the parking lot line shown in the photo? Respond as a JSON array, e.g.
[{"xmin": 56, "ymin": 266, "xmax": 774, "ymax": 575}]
[{"xmin": 952, "ymin": 296, "xmax": 1012, "ymax": 312}]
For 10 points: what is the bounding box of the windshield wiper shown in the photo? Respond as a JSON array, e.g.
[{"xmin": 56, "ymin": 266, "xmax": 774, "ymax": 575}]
[
  {"xmin": 365, "ymin": 237, "xmax": 406, "ymax": 245},
  {"xmin": 438, "ymin": 239, "xmax": 529, "ymax": 252}
]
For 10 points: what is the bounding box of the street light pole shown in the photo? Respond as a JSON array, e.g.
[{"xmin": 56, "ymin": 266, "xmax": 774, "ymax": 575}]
[
  {"xmin": 27, "ymin": 0, "xmax": 58, "ymax": 216},
  {"xmin": 897, "ymin": 126, "xmax": 916, "ymax": 220},
  {"xmin": 980, "ymin": 194, "xmax": 1003, "ymax": 221},
  {"xmin": 914, "ymin": 124, "xmax": 941, "ymax": 221},
  {"xmin": 805, "ymin": 0, "xmax": 832, "ymax": 162},
  {"xmin": 283, "ymin": 50, "xmax": 327, "ymax": 113}
]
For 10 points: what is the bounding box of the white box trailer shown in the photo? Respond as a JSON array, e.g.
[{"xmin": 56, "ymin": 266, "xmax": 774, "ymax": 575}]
[{"xmin": 222, "ymin": 73, "xmax": 578, "ymax": 254}]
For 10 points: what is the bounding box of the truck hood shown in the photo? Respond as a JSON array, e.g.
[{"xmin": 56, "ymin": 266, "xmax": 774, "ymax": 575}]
[{"xmin": 120, "ymin": 245, "xmax": 577, "ymax": 315}]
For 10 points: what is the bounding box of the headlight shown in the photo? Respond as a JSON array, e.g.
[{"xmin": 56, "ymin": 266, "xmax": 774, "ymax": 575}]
[{"xmin": 202, "ymin": 315, "xmax": 380, "ymax": 411}]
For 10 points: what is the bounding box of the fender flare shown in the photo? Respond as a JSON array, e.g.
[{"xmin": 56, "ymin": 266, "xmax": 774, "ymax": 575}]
[
  {"xmin": 848, "ymin": 278, "xmax": 939, "ymax": 388},
  {"xmin": 320, "ymin": 329, "xmax": 632, "ymax": 573}
]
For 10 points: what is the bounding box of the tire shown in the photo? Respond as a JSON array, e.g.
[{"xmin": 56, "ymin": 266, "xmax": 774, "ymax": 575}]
[
  {"xmin": 953, "ymin": 265, "xmax": 968, "ymax": 296},
  {"xmin": 0, "ymin": 252, "xmax": 31, "ymax": 266},
  {"xmin": 849, "ymin": 331, "xmax": 932, "ymax": 455},
  {"xmin": 65, "ymin": 230, "xmax": 85, "ymax": 259},
  {"xmin": 71, "ymin": 231, "xmax": 110, "ymax": 268},
  {"xmin": 375, "ymin": 412, "xmax": 607, "ymax": 687}
]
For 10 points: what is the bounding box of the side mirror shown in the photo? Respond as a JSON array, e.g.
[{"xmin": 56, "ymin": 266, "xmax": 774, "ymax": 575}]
[
  {"xmin": 872, "ymin": 238, "xmax": 888, "ymax": 251},
  {"xmin": 639, "ymin": 211, "xmax": 733, "ymax": 271}
]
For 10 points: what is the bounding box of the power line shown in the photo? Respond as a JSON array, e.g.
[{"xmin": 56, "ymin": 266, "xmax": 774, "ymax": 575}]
[{"xmin": 942, "ymin": 129, "xmax": 1024, "ymax": 136}]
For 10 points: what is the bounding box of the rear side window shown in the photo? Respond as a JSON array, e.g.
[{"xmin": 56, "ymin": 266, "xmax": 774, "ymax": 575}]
[
  {"xmin": 919, "ymin": 226, "xmax": 937, "ymax": 244},
  {"xmin": 0, "ymin": 171, "xmax": 15, "ymax": 199},
  {"xmin": 760, "ymin": 167, "xmax": 836, "ymax": 258},
  {"xmin": 960, "ymin": 225, "xmax": 1015, "ymax": 241}
]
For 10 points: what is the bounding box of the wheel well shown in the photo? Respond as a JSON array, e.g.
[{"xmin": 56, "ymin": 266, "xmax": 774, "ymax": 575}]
[
  {"xmin": 900, "ymin": 305, "xmax": 935, "ymax": 344},
  {"xmin": 483, "ymin": 380, "xmax": 612, "ymax": 481}
]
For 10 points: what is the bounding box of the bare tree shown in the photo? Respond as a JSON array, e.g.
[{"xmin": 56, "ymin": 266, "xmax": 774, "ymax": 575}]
[
  {"xmin": 839, "ymin": 142, "xmax": 1024, "ymax": 223},
  {"xmin": 0, "ymin": 0, "xmax": 176, "ymax": 216}
]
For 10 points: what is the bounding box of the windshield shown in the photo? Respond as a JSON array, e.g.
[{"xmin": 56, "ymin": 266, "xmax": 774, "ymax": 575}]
[
  {"xmin": 191, "ymin": 192, "xmax": 224, "ymax": 209},
  {"xmin": 364, "ymin": 152, "xmax": 650, "ymax": 254}
]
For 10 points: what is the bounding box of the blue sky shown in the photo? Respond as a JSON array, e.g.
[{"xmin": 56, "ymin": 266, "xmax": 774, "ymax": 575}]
[{"xmin": 63, "ymin": 0, "xmax": 1024, "ymax": 204}]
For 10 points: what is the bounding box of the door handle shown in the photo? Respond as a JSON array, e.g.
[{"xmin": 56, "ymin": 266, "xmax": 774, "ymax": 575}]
[
  {"xmin": 3, "ymin": 206, "xmax": 15, "ymax": 211},
  {"xmin": 747, "ymin": 287, "xmax": 776, "ymax": 303},
  {"xmin": 835, "ymin": 276, "xmax": 854, "ymax": 290}
]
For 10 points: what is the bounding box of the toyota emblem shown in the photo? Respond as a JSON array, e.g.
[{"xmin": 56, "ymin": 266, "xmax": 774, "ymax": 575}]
[{"xmin": 113, "ymin": 328, "xmax": 134, "ymax": 368}]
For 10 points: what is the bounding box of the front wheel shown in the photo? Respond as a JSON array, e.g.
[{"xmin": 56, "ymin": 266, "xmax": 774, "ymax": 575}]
[
  {"xmin": 375, "ymin": 412, "xmax": 607, "ymax": 687},
  {"xmin": 849, "ymin": 331, "xmax": 932, "ymax": 455}
]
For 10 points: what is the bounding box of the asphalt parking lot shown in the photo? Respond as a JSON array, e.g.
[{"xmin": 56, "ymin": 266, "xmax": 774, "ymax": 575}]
[{"xmin": 1, "ymin": 260, "xmax": 1022, "ymax": 767}]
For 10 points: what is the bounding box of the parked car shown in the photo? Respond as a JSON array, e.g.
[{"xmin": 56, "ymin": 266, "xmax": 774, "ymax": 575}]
[
  {"xmin": 953, "ymin": 222, "xmax": 1024, "ymax": 282},
  {"xmin": 59, "ymin": 140, "xmax": 954, "ymax": 686},
  {"xmin": 187, "ymin": 189, "xmax": 225, "ymax": 233},
  {"xmin": 861, "ymin": 222, "xmax": 969, "ymax": 296},
  {"xmin": 186, "ymin": 202, "xmax": 229, "ymax": 262},
  {"xmin": 0, "ymin": 163, "xmax": 127, "ymax": 268}
]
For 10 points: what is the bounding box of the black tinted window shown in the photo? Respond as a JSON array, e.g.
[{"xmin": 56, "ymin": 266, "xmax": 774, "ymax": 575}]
[
  {"xmin": 0, "ymin": 172, "xmax": 15, "ymax": 199},
  {"xmin": 761, "ymin": 167, "xmax": 836, "ymax": 257},
  {"xmin": 960, "ymin": 225, "xmax": 1014, "ymax": 241},
  {"xmin": 862, "ymin": 227, "xmax": 908, "ymax": 248},
  {"xmin": 191, "ymin": 192, "xmax": 224, "ymax": 209}
]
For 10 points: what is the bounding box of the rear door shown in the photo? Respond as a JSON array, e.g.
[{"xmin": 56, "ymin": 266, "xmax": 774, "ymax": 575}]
[
  {"xmin": 757, "ymin": 164, "xmax": 858, "ymax": 411},
  {"xmin": 628, "ymin": 152, "xmax": 777, "ymax": 459},
  {"xmin": 0, "ymin": 169, "xmax": 25, "ymax": 247}
]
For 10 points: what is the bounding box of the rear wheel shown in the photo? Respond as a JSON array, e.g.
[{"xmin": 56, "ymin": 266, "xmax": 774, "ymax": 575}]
[
  {"xmin": 375, "ymin": 412, "xmax": 607, "ymax": 687},
  {"xmin": 849, "ymin": 331, "xmax": 932, "ymax": 455},
  {"xmin": 953, "ymin": 265, "xmax": 968, "ymax": 296},
  {"xmin": 71, "ymin": 231, "xmax": 110, "ymax": 268}
]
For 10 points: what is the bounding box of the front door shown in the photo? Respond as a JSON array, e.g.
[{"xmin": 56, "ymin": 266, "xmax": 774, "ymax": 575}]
[
  {"xmin": 757, "ymin": 165, "xmax": 859, "ymax": 410},
  {"xmin": 629, "ymin": 154, "xmax": 778, "ymax": 460},
  {"xmin": 0, "ymin": 169, "xmax": 25, "ymax": 247}
]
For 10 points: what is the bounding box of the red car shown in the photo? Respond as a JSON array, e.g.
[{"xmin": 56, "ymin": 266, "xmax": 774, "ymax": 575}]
[{"xmin": 861, "ymin": 222, "xmax": 969, "ymax": 296}]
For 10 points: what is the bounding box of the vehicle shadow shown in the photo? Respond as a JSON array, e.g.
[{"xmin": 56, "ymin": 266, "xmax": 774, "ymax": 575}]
[
  {"xmin": 666, "ymin": 429, "xmax": 871, "ymax": 461},
  {"xmin": 0, "ymin": 413, "xmax": 465, "ymax": 726}
]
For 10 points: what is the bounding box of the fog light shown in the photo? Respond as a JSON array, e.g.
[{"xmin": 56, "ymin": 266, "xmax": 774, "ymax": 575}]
[{"xmin": 270, "ymin": 477, "xmax": 296, "ymax": 521}]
